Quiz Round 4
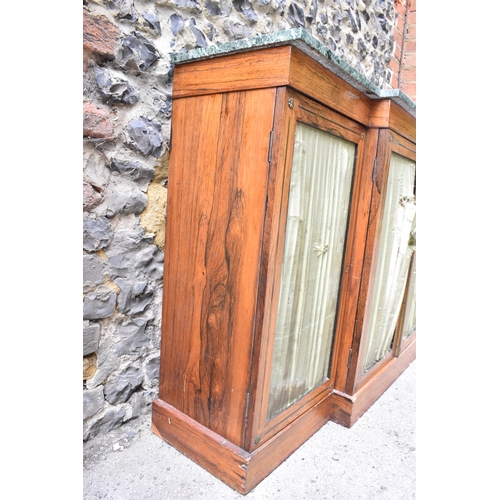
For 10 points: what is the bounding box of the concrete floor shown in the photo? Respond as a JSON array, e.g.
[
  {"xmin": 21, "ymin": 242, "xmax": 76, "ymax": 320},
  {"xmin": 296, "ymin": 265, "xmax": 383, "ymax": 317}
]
[{"xmin": 83, "ymin": 361, "xmax": 416, "ymax": 499}]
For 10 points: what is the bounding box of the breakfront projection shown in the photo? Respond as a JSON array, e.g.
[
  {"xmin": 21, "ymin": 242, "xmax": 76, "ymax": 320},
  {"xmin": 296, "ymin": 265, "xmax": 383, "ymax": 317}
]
[{"xmin": 152, "ymin": 35, "xmax": 416, "ymax": 494}]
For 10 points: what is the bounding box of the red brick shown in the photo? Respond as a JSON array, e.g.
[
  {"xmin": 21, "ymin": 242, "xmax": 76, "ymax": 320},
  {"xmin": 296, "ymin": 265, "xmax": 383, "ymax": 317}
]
[
  {"xmin": 83, "ymin": 100, "xmax": 114, "ymax": 140},
  {"xmin": 394, "ymin": 0, "xmax": 407, "ymax": 17},
  {"xmin": 404, "ymin": 39, "xmax": 416, "ymax": 53},
  {"xmin": 394, "ymin": 28, "xmax": 404, "ymax": 46},
  {"xmin": 390, "ymin": 74, "xmax": 399, "ymax": 89},
  {"xmin": 83, "ymin": 10, "xmax": 120, "ymax": 58},
  {"xmin": 403, "ymin": 52, "xmax": 416, "ymax": 68},
  {"xmin": 83, "ymin": 181, "xmax": 103, "ymax": 210},
  {"xmin": 401, "ymin": 82, "xmax": 416, "ymax": 102},
  {"xmin": 401, "ymin": 67, "xmax": 416, "ymax": 83},
  {"xmin": 396, "ymin": 13, "xmax": 405, "ymax": 33},
  {"xmin": 393, "ymin": 42, "xmax": 402, "ymax": 61},
  {"xmin": 389, "ymin": 57, "xmax": 401, "ymax": 74}
]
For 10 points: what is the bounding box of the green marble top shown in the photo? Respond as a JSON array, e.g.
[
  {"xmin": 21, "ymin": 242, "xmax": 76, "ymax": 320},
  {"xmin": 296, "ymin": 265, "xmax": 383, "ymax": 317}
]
[{"xmin": 171, "ymin": 28, "xmax": 416, "ymax": 117}]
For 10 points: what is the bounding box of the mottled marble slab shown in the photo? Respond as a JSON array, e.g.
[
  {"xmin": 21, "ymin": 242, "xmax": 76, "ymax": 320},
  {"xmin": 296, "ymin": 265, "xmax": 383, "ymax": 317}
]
[{"xmin": 171, "ymin": 28, "xmax": 416, "ymax": 117}]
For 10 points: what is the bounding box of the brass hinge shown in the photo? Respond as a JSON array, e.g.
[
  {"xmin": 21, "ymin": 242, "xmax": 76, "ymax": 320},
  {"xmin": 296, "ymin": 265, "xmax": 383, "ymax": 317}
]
[
  {"xmin": 347, "ymin": 348, "xmax": 353, "ymax": 370},
  {"xmin": 267, "ymin": 129, "xmax": 274, "ymax": 165},
  {"xmin": 244, "ymin": 392, "xmax": 250, "ymax": 420}
]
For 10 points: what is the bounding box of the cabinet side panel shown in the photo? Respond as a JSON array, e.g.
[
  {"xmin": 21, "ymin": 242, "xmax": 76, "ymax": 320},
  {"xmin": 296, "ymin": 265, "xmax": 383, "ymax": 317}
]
[
  {"xmin": 159, "ymin": 93, "xmax": 223, "ymax": 423},
  {"xmin": 159, "ymin": 89, "xmax": 277, "ymax": 448}
]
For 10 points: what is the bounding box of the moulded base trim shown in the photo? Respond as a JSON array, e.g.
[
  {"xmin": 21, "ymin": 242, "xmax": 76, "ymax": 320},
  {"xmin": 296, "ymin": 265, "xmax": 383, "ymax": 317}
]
[
  {"xmin": 152, "ymin": 393, "xmax": 331, "ymax": 494},
  {"xmin": 330, "ymin": 338, "xmax": 416, "ymax": 428}
]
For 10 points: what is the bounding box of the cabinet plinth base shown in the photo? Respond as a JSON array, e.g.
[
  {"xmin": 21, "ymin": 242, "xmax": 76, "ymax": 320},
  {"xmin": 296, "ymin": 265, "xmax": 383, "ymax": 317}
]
[
  {"xmin": 152, "ymin": 394, "xmax": 331, "ymax": 494},
  {"xmin": 330, "ymin": 339, "xmax": 416, "ymax": 428}
]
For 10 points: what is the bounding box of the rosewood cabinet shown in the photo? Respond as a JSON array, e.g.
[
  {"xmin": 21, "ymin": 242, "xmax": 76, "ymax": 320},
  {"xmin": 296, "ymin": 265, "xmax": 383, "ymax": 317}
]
[{"xmin": 152, "ymin": 37, "xmax": 416, "ymax": 494}]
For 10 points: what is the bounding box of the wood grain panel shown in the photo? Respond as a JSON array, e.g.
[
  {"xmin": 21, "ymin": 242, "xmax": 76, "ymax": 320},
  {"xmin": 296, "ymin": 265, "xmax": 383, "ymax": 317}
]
[
  {"xmin": 289, "ymin": 47, "xmax": 372, "ymax": 126},
  {"xmin": 331, "ymin": 337, "xmax": 416, "ymax": 427},
  {"xmin": 344, "ymin": 129, "xmax": 390, "ymax": 393},
  {"xmin": 369, "ymin": 100, "xmax": 416, "ymax": 144},
  {"xmin": 172, "ymin": 46, "xmax": 291, "ymax": 98},
  {"xmin": 388, "ymin": 102, "xmax": 416, "ymax": 143},
  {"xmin": 152, "ymin": 391, "xmax": 331, "ymax": 494},
  {"xmin": 331, "ymin": 127, "xmax": 379, "ymax": 392},
  {"xmin": 159, "ymin": 88, "xmax": 277, "ymax": 447},
  {"xmin": 152, "ymin": 399, "xmax": 249, "ymax": 493}
]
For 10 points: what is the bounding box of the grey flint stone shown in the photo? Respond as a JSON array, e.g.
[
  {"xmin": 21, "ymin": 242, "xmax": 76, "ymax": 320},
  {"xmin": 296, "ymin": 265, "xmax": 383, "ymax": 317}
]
[
  {"xmin": 83, "ymin": 286, "xmax": 117, "ymax": 320},
  {"xmin": 174, "ymin": 0, "xmax": 201, "ymax": 10},
  {"xmin": 189, "ymin": 18, "xmax": 207, "ymax": 47},
  {"xmin": 169, "ymin": 13, "xmax": 184, "ymax": 36},
  {"xmin": 377, "ymin": 14, "xmax": 388, "ymax": 33},
  {"xmin": 357, "ymin": 38, "xmax": 368, "ymax": 59},
  {"xmin": 316, "ymin": 24, "xmax": 327, "ymax": 38},
  {"xmin": 144, "ymin": 355, "xmax": 160, "ymax": 383},
  {"xmin": 83, "ymin": 216, "xmax": 113, "ymax": 252},
  {"xmin": 84, "ymin": 407, "xmax": 127, "ymax": 441},
  {"xmin": 94, "ymin": 177, "xmax": 148, "ymax": 218},
  {"xmin": 135, "ymin": 246, "xmax": 164, "ymax": 278},
  {"xmin": 223, "ymin": 20, "xmax": 253, "ymax": 39},
  {"xmin": 205, "ymin": 0, "xmax": 231, "ymax": 16},
  {"xmin": 159, "ymin": 94, "xmax": 172, "ymax": 118},
  {"xmin": 115, "ymin": 318, "xmax": 149, "ymax": 356},
  {"xmin": 84, "ymin": 152, "xmax": 110, "ymax": 190},
  {"xmin": 233, "ymin": 0, "xmax": 258, "ymax": 22},
  {"xmin": 242, "ymin": 6, "xmax": 258, "ymax": 22},
  {"xmin": 119, "ymin": 32, "xmax": 160, "ymax": 72},
  {"xmin": 116, "ymin": 278, "xmax": 154, "ymax": 315},
  {"xmin": 128, "ymin": 390, "xmax": 153, "ymax": 418},
  {"xmin": 83, "ymin": 386, "xmax": 105, "ymax": 420},
  {"xmin": 274, "ymin": 0, "xmax": 286, "ymax": 12},
  {"xmin": 111, "ymin": 0, "xmax": 138, "ymax": 22},
  {"xmin": 142, "ymin": 9, "xmax": 162, "ymax": 34},
  {"xmin": 83, "ymin": 320, "xmax": 101, "ymax": 356},
  {"xmin": 109, "ymin": 157, "xmax": 155, "ymax": 182},
  {"xmin": 207, "ymin": 23, "xmax": 216, "ymax": 41},
  {"xmin": 104, "ymin": 366, "xmax": 143, "ymax": 405},
  {"xmin": 83, "ymin": 254, "xmax": 106, "ymax": 292},
  {"xmin": 107, "ymin": 244, "xmax": 163, "ymax": 280},
  {"xmin": 108, "ymin": 223, "xmax": 148, "ymax": 252},
  {"xmin": 95, "ymin": 66, "xmax": 138, "ymax": 105},
  {"xmin": 346, "ymin": 9, "xmax": 360, "ymax": 33},
  {"xmin": 288, "ymin": 3, "xmax": 305, "ymax": 27},
  {"xmin": 126, "ymin": 116, "xmax": 163, "ymax": 158},
  {"xmin": 309, "ymin": 0, "xmax": 318, "ymax": 21}
]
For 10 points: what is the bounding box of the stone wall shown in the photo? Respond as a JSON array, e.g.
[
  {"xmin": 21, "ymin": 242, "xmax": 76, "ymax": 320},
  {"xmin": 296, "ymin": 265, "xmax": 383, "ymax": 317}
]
[{"xmin": 83, "ymin": 0, "xmax": 410, "ymax": 441}]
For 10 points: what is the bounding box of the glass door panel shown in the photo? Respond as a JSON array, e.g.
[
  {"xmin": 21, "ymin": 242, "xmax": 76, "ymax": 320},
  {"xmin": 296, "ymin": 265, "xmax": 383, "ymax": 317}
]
[
  {"xmin": 267, "ymin": 122, "xmax": 356, "ymax": 419},
  {"xmin": 361, "ymin": 153, "xmax": 416, "ymax": 373},
  {"xmin": 402, "ymin": 253, "xmax": 416, "ymax": 341}
]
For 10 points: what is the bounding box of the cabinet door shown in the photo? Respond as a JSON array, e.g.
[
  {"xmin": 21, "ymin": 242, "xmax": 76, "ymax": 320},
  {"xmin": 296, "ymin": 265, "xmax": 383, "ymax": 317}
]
[
  {"xmin": 355, "ymin": 132, "xmax": 417, "ymax": 384},
  {"xmin": 250, "ymin": 89, "xmax": 367, "ymax": 448}
]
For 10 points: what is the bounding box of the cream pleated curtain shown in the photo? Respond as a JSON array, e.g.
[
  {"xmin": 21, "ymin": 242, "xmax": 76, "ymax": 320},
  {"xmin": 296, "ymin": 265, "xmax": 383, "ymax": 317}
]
[
  {"xmin": 361, "ymin": 152, "xmax": 416, "ymax": 372},
  {"xmin": 267, "ymin": 122, "xmax": 356, "ymax": 419},
  {"xmin": 402, "ymin": 254, "xmax": 416, "ymax": 340}
]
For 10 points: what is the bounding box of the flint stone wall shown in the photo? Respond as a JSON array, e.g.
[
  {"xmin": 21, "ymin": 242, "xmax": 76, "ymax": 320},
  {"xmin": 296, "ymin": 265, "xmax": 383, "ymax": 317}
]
[{"xmin": 83, "ymin": 0, "xmax": 400, "ymax": 441}]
